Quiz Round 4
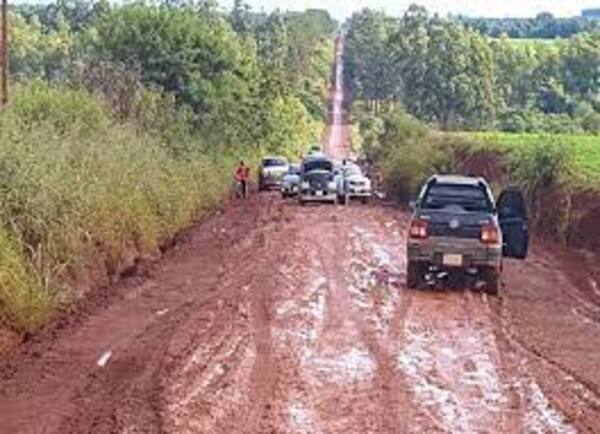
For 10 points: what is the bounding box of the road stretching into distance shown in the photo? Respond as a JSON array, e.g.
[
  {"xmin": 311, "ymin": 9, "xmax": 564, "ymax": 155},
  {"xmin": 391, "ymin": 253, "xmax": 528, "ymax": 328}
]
[{"xmin": 1, "ymin": 40, "xmax": 600, "ymax": 434}]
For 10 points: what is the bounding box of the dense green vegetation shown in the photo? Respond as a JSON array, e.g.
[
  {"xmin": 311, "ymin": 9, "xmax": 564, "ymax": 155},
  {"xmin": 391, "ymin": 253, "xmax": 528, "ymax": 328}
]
[
  {"xmin": 454, "ymin": 132, "xmax": 600, "ymax": 188},
  {"xmin": 1, "ymin": 1, "xmax": 335, "ymax": 332},
  {"xmin": 459, "ymin": 12, "xmax": 599, "ymax": 39},
  {"xmin": 344, "ymin": 5, "xmax": 600, "ymax": 133},
  {"xmin": 352, "ymin": 105, "xmax": 591, "ymax": 242}
]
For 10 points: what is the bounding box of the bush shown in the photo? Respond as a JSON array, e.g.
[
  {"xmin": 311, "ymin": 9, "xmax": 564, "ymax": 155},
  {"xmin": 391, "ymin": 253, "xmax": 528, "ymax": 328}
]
[
  {"xmin": 582, "ymin": 111, "xmax": 600, "ymax": 133},
  {"xmin": 0, "ymin": 83, "xmax": 236, "ymax": 332},
  {"xmin": 363, "ymin": 109, "xmax": 455, "ymax": 200},
  {"xmin": 0, "ymin": 228, "xmax": 52, "ymax": 333},
  {"xmin": 508, "ymin": 138, "xmax": 573, "ymax": 237}
]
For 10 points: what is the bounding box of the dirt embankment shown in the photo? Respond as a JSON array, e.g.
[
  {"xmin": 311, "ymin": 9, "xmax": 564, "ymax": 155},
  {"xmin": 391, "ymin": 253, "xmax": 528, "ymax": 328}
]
[{"xmin": 456, "ymin": 148, "xmax": 600, "ymax": 254}]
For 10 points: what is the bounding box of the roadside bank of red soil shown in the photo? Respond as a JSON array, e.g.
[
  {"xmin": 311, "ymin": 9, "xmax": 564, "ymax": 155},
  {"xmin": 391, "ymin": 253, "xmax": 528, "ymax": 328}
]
[{"xmin": 456, "ymin": 149, "xmax": 600, "ymax": 255}]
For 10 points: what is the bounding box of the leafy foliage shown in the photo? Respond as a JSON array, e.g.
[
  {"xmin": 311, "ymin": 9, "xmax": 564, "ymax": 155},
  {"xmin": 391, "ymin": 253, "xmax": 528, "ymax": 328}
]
[
  {"xmin": 1, "ymin": 1, "xmax": 336, "ymax": 332},
  {"xmin": 343, "ymin": 5, "xmax": 600, "ymax": 133}
]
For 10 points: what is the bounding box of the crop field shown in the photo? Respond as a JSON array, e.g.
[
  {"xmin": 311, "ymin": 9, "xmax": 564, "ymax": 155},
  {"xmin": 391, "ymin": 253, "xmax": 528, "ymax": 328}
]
[
  {"xmin": 458, "ymin": 132, "xmax": 600, "ymax": 189},
  {"xmin": 489, "ymin": 37, "xmax": 560, "ymax": 49}
]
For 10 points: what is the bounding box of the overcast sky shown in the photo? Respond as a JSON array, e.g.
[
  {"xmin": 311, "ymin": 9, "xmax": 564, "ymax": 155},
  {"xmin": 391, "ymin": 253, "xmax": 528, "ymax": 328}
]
[{"xmin": 218, "ymin": 0, "xmax": 598, "ymax": 20}]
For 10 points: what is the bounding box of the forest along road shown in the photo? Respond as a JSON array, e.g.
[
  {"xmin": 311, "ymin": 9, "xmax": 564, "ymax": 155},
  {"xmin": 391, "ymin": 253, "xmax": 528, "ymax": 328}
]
[{"xmin": 2, "ymin": 46, "xmax": 600, "ymax": 434}]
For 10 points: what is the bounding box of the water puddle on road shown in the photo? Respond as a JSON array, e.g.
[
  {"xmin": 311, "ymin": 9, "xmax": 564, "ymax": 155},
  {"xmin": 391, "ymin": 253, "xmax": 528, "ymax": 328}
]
[
  {"xmin": 271, "ymin": 233, "xmax": 382, "ymax": 432},
  {"xmin": 347, "ymin": 226, "xmax": 403, "ymax": 342},
  {"xmin": 396, "ymin": 312, "xmax": 506, "ymax": 432},
  {"xmin": 521, "ymin": 379, "xmax": 577, "ymax": 434}
]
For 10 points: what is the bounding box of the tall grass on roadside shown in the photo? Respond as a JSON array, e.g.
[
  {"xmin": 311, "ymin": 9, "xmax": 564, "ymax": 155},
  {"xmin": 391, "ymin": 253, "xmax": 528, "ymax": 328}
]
[
  {"xmin": 0, "ymin": 83, "xmax": 235, "ymax": 333},
  {"xmin": 0, "ymin": 228, "xmax": 51, "ymax": 332}
]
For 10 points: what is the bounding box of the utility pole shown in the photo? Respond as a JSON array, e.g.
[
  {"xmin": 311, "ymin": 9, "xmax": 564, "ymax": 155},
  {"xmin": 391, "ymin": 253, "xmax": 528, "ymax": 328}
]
[{"xmin": 1, "ymin": 0, "xmax": 7, "ymax": 107}]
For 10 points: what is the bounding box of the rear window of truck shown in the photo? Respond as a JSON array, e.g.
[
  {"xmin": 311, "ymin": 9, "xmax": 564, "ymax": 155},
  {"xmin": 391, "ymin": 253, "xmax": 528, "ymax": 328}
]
[{"xmin": 422, "ymin": 184, "xmax": 493, "ymax": 212}]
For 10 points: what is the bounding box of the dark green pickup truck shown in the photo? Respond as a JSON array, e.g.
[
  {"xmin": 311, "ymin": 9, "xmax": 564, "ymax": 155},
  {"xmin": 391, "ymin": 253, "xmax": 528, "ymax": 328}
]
[{"xmin": 406, "ymin": 175, "xmax": 529, "ymax": 294}]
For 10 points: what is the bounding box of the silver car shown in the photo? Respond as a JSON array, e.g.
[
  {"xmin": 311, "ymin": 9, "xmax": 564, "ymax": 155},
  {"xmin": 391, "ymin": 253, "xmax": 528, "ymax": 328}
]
[
  {"xmin": 281, "ymin": 164, "xmax": 301, "ymax": 198},
  {"xmin": 336, "ymin": 163, "xmax": 372, "ymax": 204},
  {"xmin": 258, "ymin": 156, "xmax": 289, "ymax": 191}
]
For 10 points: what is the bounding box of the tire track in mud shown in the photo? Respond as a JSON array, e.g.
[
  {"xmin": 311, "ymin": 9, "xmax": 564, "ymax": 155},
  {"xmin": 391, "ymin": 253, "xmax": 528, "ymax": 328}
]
[
  {"xmin": 317, "ymin": 212, "xmax": 397, "ymax": 433},
  {"xmin": 160, "ymin": 200, "xmax": 291, "ymax": 433},
  {"xmin": 346, "ymin": 207, "xmax": 546, "ymax": 433},
  {"xmin": 487, "ymin": 293, "xmax": 600, "ymax": 433}
]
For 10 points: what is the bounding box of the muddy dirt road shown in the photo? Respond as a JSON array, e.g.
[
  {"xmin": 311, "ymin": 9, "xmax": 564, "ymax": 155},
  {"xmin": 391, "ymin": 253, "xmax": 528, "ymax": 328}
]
[{"xmin": 2, "ymin": 42, "xmax": 600, "ymax": 434}]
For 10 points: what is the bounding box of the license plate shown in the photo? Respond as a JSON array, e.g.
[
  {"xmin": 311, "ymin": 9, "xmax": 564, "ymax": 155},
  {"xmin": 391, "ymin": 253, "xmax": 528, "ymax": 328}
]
[
  {"xmin": 443, "ymin": 254, "xmax": 463, "ymax": 267},
  {"xmin": 316, "ymin": 191, "xmax": 323, "ymax": 196}
]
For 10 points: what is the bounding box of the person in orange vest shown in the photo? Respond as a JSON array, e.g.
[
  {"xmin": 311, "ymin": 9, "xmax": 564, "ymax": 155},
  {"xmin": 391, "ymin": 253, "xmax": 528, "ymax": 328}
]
[{"xmin": 234, "ymin": 161, "xmax": 251, "ymax": 199}]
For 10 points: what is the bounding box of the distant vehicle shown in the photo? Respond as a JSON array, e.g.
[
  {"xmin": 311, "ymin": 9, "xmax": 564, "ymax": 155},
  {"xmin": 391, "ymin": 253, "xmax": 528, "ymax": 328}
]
[
  {"xmin": 307, "ymin": 144, "xmax": 325, "ymax": 159},
  {"xmin": 258, "ymin": 156, "xmax": 289, "ymax": 191},
  {"xmin": 298, "ymin": 155, "xmax": 338, "ymax": 205},
  {"xmin": 336, "ymin": 163, "xmax": 372, "ymax": 204},
  {"xmin": 281, "ymin": 164, "xmax": 301, "ymax": 198},
  {"xmin": 406, "ymin": 175, "xmax": 529, "ymax": 294},
  {"xmin": 308, "ymin": 144, "xmax": 323, "ymax": 154}
]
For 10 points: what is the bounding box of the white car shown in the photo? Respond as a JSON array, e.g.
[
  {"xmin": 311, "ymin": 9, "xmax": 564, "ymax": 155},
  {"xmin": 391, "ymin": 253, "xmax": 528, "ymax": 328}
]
[
  {"xmin": 258, "ymin": 156, "xmax": 289, "ymax": 191},
  {"xmin": 337, "ymin": 163, "xmax": 372, "ymax": 204},
  {"xmin": 281, "ymin": 164, "xmax": 301, "ymax": 198}
]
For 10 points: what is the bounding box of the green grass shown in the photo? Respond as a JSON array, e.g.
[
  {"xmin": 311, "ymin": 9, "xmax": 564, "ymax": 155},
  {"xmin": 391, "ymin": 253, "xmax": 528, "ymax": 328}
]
[
  {"xmin": 489, "ymin": 37, "xmax": 561, "ymax": 49},
  {"xmin": 0, "ymin": 81, "xmax": 322, "ymax": 333},
  {"xmin": 450, "ymin": 131, "xmax": 600, "ymax": 190},
  {"xmin": 0, "ymin": 84, "xmax": 237, "ymax": 332}
]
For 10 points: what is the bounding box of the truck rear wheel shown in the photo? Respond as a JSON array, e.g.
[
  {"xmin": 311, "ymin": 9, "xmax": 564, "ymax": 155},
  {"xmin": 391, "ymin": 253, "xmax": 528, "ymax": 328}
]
[
  {"xmin": 483, "ymin": 268, "xmax": 500, "ymax": 296},
  {"xmin": 407, "ymin": 261, "xmax": 422, "ymax": 289}
]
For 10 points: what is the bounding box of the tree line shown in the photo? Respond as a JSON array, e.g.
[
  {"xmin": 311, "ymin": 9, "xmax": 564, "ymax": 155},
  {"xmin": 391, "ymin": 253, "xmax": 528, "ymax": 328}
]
[
  {"xmin": 458, "ymin": 12, "xmax": 599, "ymax": 39},
  {"xmin": 343, "ymin": 5, "xmax": 600, "ymax": 133},
  {"xmin": 8, "ymin": 0, "xmax": 337, "ymax": 154},
  {"xmin": 0, "ymin": 0, "xmax": 338, "ymax": 332}
]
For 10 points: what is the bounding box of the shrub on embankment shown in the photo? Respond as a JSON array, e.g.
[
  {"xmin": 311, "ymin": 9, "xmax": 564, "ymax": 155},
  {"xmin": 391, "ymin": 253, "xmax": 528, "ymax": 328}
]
[
  {"xmin": 354, "ymin": 106, "xmax": 600, "ymax": 251},
  {"xmin": 0, "ymin": 83, "xmax": 234, "ymax": 332},
  {"xmin": 0, "ymin": 82, "xmax": 319, "ymax": 334}
]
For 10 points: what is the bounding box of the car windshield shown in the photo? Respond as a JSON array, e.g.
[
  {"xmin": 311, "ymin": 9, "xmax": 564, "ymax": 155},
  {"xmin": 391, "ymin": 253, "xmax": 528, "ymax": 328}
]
[
  {"xmin": 422, "ymin": 184, "xmax": 493, "ymax": 212},
  {"xmin": 263, "ymin": 158, "xmax": 287, "ymax": 167},
  {"xmin": 303, "ymin": 159, "xmax": 333, "ymax": 172}
]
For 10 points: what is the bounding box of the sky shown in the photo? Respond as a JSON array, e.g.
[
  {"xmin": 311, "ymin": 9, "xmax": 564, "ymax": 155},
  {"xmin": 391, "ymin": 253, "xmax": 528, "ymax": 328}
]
[{"xmin": 217, "ymin": 0, "xmax": 599, "ymax": 20}]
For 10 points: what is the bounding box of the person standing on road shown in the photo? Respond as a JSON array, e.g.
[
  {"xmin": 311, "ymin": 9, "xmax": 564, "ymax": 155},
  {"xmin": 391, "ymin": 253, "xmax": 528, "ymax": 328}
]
[{"xmin": 235, "ymin": 161, "xmax": 251, "ymax": 199}]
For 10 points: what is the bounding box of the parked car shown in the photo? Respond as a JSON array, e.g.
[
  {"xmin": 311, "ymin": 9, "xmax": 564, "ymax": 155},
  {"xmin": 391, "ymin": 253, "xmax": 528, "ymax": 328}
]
[
  {"xmin": 281, "ymin": 164, "xmax": 301, "ymax": 198},
  {"xmin": 336, "ymin": 163, "xmax": 372, "ymax": 204},
  {"xmin": 406, "ymin": 175, "xmax": 528, "ymax": 294},
  {"xmin": 258, "ymin": 156, "xmax": 289, "ymax": 191},
  {"xmin": 298, "ymin": 155, "xmax": 338, "ymax": 205}
]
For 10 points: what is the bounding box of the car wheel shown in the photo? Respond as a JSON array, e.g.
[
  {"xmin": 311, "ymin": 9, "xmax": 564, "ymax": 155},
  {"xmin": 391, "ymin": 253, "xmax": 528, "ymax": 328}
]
[
  {"xmin": 483, "ymin": 268, "xmax": 500, "ymax": 296},
  {"xmin": 407, "ymin": 261, "xmax": 422, "ymax": 289}
]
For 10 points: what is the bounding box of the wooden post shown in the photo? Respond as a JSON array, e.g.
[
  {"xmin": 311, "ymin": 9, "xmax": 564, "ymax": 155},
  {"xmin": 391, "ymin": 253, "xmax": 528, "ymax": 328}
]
[{"xmin": 1, "ymin": 0, "xmax": 7, "ymax": 107}]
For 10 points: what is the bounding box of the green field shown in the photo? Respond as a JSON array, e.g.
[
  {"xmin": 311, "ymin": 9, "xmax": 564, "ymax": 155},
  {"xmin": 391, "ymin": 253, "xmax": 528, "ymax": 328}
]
[
  {"xmin": 489, "ymin": 37, "xmax": 561, "ymax": 49},
  {"xmin": 453, "ymin": 132, "xmax": 600, "ymax": 189}
]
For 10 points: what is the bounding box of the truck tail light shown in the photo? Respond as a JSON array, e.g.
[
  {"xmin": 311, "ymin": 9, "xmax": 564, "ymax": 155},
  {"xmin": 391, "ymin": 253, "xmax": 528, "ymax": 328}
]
[
  {"xmin": 481, "ymin": 223, "xmax": 500, "ymax": 245},
  {"xmin": 409, "ymin": 218, "xmax": 429, "ymax": 239}
]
